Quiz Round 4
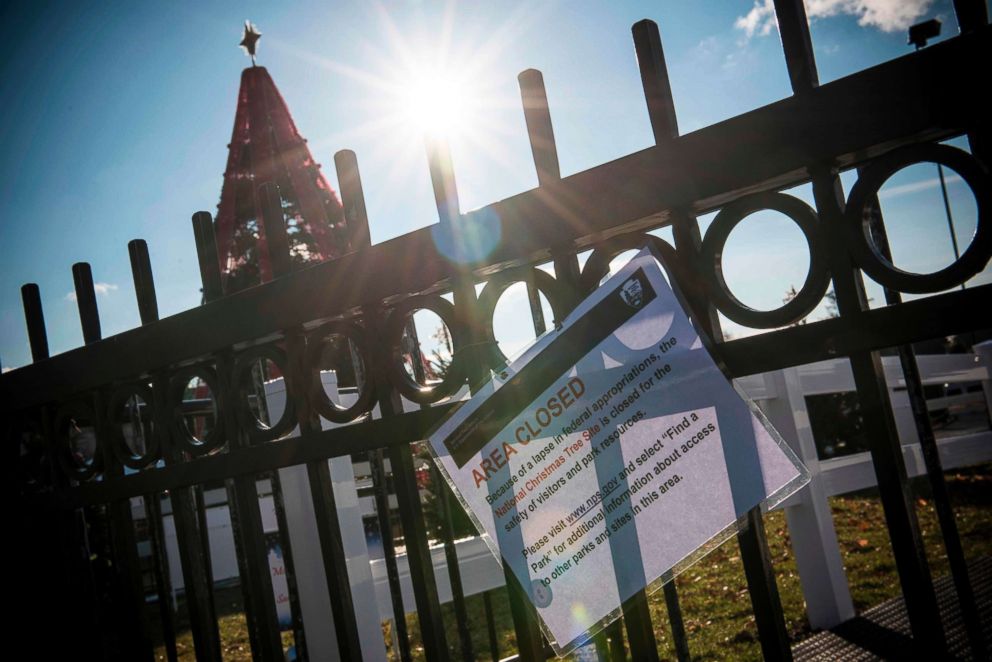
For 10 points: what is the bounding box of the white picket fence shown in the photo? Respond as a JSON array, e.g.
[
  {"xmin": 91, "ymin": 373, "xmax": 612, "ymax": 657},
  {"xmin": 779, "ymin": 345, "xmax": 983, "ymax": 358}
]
[
  {"xmin": 142, "ymin": 343, "xmax": 992, "ymax": 658},
  {"xmin": 739, "ymin": 342, "xmax": 992, "ymax": 629},
  {"xmin": 363, "ymin": 343, "xmax": 992, "ymax": 631}
]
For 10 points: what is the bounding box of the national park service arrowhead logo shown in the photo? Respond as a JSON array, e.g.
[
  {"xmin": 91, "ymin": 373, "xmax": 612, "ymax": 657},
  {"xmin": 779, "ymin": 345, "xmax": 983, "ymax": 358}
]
[{"xmin": 620, "ymin": 275, "xmax": 645, "ymax": 309}]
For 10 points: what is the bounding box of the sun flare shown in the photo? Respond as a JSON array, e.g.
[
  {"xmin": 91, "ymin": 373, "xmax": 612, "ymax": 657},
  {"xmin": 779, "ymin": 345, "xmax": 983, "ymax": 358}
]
[{"xmin": 397, "ymin": 68, "xmax": 473, "ymax": 137}]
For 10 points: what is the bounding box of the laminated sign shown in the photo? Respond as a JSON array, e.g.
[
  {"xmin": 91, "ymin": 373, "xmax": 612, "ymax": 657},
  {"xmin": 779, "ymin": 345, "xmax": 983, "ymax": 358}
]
[{"xmin": 428, "ymin": 247, "xmax": 809, "ymax": 655}]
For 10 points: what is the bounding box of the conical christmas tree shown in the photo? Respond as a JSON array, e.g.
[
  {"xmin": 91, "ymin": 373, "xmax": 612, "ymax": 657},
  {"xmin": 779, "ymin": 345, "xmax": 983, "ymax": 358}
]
[{"xmin": 215, "ymin": 24, "xmax": 350, "ymax": 294}]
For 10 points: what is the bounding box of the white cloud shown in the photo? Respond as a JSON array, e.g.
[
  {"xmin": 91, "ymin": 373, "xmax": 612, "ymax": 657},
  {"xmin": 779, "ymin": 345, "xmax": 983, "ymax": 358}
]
[
  {"xmin": 736, "ymin": 0, "xmax": 936, "ymax": 40},
  {"xmin": 736, "ymin": 0, "xmax": 778, "ymax": 39},
  {"xmin": 877, "ymin": 174, "xmax": 962, "ymax": 199},
  {"xmin": 65, "ymin": 282, "xmax": 118, "ymax": 302}
]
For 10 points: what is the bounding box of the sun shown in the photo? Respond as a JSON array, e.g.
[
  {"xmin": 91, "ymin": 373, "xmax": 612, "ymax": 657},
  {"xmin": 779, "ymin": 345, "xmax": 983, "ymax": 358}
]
[
  {"xmin": 396, "ymin": 66, "xmax": 474, "ymax": 139},
  {"xmin": 288, "ymin": 2, "xmax": 545, "ymax": 211}
]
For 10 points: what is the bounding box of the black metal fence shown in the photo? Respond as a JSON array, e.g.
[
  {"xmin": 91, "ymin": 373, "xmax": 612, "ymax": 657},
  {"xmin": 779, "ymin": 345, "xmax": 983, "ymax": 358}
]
[{"xmin": 7, "ymin": 3, "xmax": 992, "ymax": 660}]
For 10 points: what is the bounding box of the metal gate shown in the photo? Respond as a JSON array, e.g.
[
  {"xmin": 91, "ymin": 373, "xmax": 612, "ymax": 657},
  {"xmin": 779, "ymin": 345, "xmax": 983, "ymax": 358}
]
[{"xmin": 7, "ymin": 2, "xmax": 992, "ymax": 660}]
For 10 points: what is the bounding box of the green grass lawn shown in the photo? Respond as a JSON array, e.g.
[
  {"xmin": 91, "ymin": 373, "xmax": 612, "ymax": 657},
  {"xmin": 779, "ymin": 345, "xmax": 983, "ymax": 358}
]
[{"xmin": 152, "ymin": 464, "xmax": 992, "ymax": 661}]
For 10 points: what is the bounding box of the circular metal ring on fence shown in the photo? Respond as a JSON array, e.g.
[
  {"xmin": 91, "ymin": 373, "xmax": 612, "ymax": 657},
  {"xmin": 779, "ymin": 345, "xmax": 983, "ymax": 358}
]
[
  {"xmin": 233, "ymin": 346, "xmax": 297, "ymax": 442},
  {"xmin": 843, "ymin": 144, "xmax": 992, "ymax": 294},
  {"xmin": 305, "ymin": 321, "xmax": 376, "ymax": 423},
  {"xmin": 107, "ymin": 382, "xmax": 160, "ymax": 469},
  {"xmin": 579, "ymin": 233, "xmax": 688, "ymax": 294},
  {"xmin": 385, "ymin": 295, "xmax": 465, "ymax": 404},
  {"xmin": 700, "ymin": 192, "xmax": 830, "ymax": 328},
  {"xmin": 168, "ymin": 366, "xmax": 224, "ymax": 455},
  {"xmin": 476, "ymin": 267, "xmax": 568, "ymax": 368},
  {"xmin": 53, "ymin": 399, "xmax": 102, "ymax": 481}
]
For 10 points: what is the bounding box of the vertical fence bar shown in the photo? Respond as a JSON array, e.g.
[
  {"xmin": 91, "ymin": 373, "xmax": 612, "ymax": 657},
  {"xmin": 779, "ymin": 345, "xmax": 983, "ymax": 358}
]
[
  {"xmin": 434, "ymin": 463, "xmax": 476, "ymax": 661},
  {"xmin": 482, "ymin": 590, "xmax": 501, "ymax": 661},
  {"xmin": 189, "ymin": 212, "xmax": 222, "ymax": 613},
  {"xmin": 72, "ymin": 262, "xmax": 102, "ymax": 345},
  {"xmin": 662, "ymin": 583, "xmax": 690, "ymax": 662},
  {"xmin": 219, "ymin": 365, "xmax": 285, "ymax": 662},
  {"xmin": 771, "ymin": 0, "xmax": 947, "ymax": 653},
  {"xmin": 952, "ymin": 2, "xmax": 991, "ymax": 164},
  {"xmin": 129, "ymin": 240, "xmax": 159, "ymax": 327},
  {"xmin": 21, "ymin": 284, "xmax": 49, "ymax": 362},
  {"xmin": 380, "ymin": 359, "xmax": 450, "ymax": 661},
  {"xmin": 160, "ymin": 454, "xmax": 223, "ymax": 661},
  {"xmin": 335, "ymin": 149, "xmax": 372, "ymax": 250},
  {"xmin": 518, "ymin": 69, "xmax": 561, "ymax": 186},
  {"xmin": 810, "ymin": 168, "xmax": 946, "ymax": 656},
  {"xmin": 221, "ymin": 188, "xmax": 293, "ymax": 662},
  {"xmin": 785, "ymin": 1, "xmax": 946, "ymax": 654},
  {"xmin": 865, "ymin": 199, "xmax": 986, "ymax": 658},
  {"xmin": 336, "ymin": 149, "xmax": 416, "ymax": 662},
  {"xmin": 97, "ymin": 384, "xmax": 154, "ymax": 661},
  {"xmin": 518, "ymin": 68, "xmax": 582, "ymax": 313},
  {"xmin": 606, "ymin": 620, "xmax": 626, "ymax": 660},
  {"xmin": 427, "ymin": 135, "xmax": 533, "ymax": 661},
  {"xmin": 369, "ymin": 310, "xmax": 452, "ymax": 662},
  {"xmin": 196, "ymin": 211, "xmax": 275, "ymax": 659},
  {"xmin": 772, "ymin": 0, "xmax": 818, "ymax": 93},
  {"xmin": 192, "ymin": 485, "xmax": 217, "ymax": 610},
  {"xmin": 130, "ymin": 239, "xmax": 181, "ymax": 662},
  {"xmin": 512, "ymin": 70, "xmax": 582, "ymax": 660},
  {"xmin": 267, "ymin": 471, "xmax": 309, "ymax": 658},
  {"xmin": 20, "ymin": 284, "xmax": 99, "ymax": 658},
  {"xmin": 370, "ymin": 448, "xmax": 414, "ymax": 662},
  {"xmin": 398, "ymin": 149, "xmax": 474, "ymax": 659},
  {"xmin": 145, "ymin": 492, "xmax": 179, "ymax": 662},
  {"xmin": 75, "ymin": 262, "xmax": 155, "ymax": 660},
  {"xmin": 150, "ymin": 214, "xmax": 223, "ymax": 662},
  {"xmin": 193, "ymin": 210, "xmax": 224, "ymax": 302},
  {"xmin": 521, "ymin": 66, "xmax": 638, "ymax": 660},
  {"xmin": 954, "ymin": 0, "xmax": 989, "ymax": 33},
  {"xmin": 629, "ymin": 19, "xmax": 705, "ymax": 662},
  {"xmin": 258, "ymin": 181, "xmax": 367, "ymax": 660}
]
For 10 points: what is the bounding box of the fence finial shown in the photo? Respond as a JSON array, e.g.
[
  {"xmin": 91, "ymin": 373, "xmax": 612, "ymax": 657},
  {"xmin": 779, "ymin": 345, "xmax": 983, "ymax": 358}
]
[
  {"xmin": 128, "ymin": 239, "xmax": 159, "ymax": 325},
  {"xmin": 72, "ymin": 262, "xmax": 102, "ymax": 345},
  {"xmin": 632, "ymin": 19, "xmax": 679, "ymax": 144},
  {"xmin": 426, "ymin": 135, "xmax": 461, "ymax": 228},
  {"xmin": 192, "ymin": 211, "xmax": 224, "ymax": 303},
  {"xmin": 21, "ymin": 283, "xmax": 49, "ymax": 362},
  {"xmin": 518, "ymin": 69, "xmax": 561, "ymax": 185}
]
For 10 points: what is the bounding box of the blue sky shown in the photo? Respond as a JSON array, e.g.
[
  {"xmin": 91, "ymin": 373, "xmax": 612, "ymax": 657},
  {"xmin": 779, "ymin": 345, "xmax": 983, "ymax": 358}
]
[{"xmin": 0, "ymin": 0, "xmax": 985, "ymax": 370}]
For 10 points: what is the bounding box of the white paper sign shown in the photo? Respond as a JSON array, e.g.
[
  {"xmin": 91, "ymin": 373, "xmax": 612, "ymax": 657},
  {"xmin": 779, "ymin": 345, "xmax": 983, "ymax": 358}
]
[{"xmin": 428, "ymin": 247, "xmax": 809, "ymax": 655}]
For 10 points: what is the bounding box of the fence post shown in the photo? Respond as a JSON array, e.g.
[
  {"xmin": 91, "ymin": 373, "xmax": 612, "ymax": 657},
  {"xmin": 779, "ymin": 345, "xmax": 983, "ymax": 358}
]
[{"xmin": 761, "ymin": 368, "xmax": 855, "ymax": 629}]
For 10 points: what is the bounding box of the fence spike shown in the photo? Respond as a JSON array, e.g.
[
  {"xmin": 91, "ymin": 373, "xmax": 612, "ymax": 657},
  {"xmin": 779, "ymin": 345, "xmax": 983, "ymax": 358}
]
[
  {"xmin": 21, "ymin": 283, "xmax": 50, "ymax": 362},
  {"xmin": 425, "ymin": 135, "xmax": 461, "ymax": 228},
  {"xmin": 258, "ymin": 182, "xmax": 293, "ymax": 278},
  {"xmin": 192, "ymin": 211, "xmax": 224, "ymax": 303},
  {"xmin": 632, "ymin": 19, "xmax": 679, "ymax": 144},
  {"xmin": 772, "ymin": 0, "xmax": 819, "ymax": 93},
  {"xmin": 128, "ymin": 239, "xmax": 159, "ymax": 325},
  {"xmin": 72, "ymin": 262, "xmax": 102, "ymax": 344},
  {"xmin": 518, "ymin": 69, "xmax": 561, "ymax": 185}
]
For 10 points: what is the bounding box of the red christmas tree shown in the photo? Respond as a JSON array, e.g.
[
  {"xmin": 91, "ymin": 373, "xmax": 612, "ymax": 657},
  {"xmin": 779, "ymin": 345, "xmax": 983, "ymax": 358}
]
[{"xmin": 215, "ymin": 24, "xmax": 350, "ymax": 293}]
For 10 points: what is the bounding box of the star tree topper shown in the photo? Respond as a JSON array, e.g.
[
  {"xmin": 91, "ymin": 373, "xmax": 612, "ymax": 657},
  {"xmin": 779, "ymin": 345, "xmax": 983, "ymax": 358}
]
[{"xmin": 240, "ymin": 21, "xmax": 261, "ymax": 65}]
